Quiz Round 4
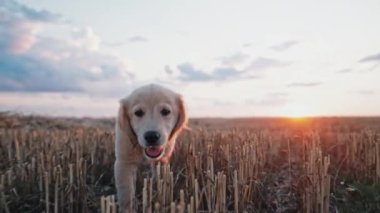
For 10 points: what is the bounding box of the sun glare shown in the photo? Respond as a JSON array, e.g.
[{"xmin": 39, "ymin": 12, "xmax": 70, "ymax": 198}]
[{"xmin": 281, "ymin": 105, "xmax": 313, "ymax": 120}]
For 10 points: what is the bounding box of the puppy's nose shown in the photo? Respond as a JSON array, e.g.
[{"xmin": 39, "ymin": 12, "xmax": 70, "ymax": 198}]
[{"xmin": 144, "ymin": 131, "xmax": 161, "ymax": 145}]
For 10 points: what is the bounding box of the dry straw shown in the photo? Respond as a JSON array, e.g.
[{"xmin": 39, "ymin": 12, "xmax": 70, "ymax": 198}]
[{"xmin": 0, "ymin": 117, "xmax": 379, "ymax": 212}]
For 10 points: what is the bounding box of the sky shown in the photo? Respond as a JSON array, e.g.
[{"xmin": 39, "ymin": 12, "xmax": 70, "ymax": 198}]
[{"xmin": 0, "ymin": 0, "xmax": 379, "ymax": 117}]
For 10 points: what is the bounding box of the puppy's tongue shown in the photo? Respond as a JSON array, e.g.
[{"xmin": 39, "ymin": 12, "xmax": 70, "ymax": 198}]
[{"xmin": 145, "ymin": 146, "xmax": 163, "ymax": 158}]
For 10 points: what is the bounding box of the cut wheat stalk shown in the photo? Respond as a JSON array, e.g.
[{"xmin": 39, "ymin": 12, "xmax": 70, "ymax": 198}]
[
  {"xmin": 143, "ymin": 180, "xmax": 147, "ymax": 212},
  {"xmin": 54, "ymin": 169, "xmax": 59, "ymax": 213},
  {"xmin": 44, "ymin": 171, "xmax": 50, "ymax": 213},
  {"xmin": 0, "ymin": 180, "xmax": 10, "ymax": 213},
  {"xmin": 233, "ymin": 170, "xmax": 238, "ymax": 213}
]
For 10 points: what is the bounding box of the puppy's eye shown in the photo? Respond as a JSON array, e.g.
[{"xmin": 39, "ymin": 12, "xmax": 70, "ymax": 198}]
[
  {"xmin": 134, "ymin": 109, "xmax": 144, "ymax": 117},
  {"xmin": 161, "ymin": 108, "xmax": 171, "ymax": 116}
]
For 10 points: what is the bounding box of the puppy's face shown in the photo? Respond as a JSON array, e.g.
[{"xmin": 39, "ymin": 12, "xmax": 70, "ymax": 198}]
[
  {"xmin": 130, "ymin": 99, "xmax": 178, "ymax": 160},
  {"xmin": 119, "ymin": 85, "xmax": 187, "ymax": 161}
]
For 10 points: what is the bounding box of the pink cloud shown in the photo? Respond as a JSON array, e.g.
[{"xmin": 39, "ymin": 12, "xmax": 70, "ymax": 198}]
[{"xmin": 7, "ymin": 20, "xmax": 42, "ymax": 54}]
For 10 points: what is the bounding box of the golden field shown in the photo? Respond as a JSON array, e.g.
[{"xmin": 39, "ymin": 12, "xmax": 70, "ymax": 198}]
[{"xmin": 0, "ymin": 113, "xmax": 379, "ymax": 213}]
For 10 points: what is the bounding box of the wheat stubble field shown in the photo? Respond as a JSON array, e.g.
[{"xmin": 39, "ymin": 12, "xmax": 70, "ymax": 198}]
[{"xmin": 0, "ymin": 112, "xmax": 380, "ymax": 213}]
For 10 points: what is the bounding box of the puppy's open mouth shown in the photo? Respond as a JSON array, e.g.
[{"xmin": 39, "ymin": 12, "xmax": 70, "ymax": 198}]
[{"xmin": 144, "ymin": 146, "xmax": 164, "ymax": 159}]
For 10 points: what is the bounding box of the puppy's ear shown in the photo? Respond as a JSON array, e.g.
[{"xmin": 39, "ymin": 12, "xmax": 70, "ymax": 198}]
[
  {"xmin": 170, "ymin": 95, "xmax": 188, "ymax": 141},
  {"xmin": 118, "ymin": 99, "xmax": 138, "ymax": 146}
]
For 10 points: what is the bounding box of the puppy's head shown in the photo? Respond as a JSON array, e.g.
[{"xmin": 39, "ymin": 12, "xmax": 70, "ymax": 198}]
[{"xmin": 118, "ymin": 84, "xmax": 187, "ymax": 161}]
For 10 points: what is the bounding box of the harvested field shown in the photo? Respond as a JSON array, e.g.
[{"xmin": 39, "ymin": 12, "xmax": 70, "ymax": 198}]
[{"xmin": 1, "ymin": 113, "xmax": 380, "ymax": 212}]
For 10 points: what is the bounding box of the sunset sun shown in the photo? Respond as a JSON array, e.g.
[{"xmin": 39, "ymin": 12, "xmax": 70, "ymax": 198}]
[{"xmin": 281, "ymin": 105, "xmax": 313, "ymax": 119}]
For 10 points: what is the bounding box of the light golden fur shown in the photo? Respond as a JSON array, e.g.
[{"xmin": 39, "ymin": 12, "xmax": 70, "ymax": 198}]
[{"xmin": 114, "ymin": 84, "xmax": 187, "ymax": 212}]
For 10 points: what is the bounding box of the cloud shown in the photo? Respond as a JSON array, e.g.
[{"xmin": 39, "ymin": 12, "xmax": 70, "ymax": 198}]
[
  {"xmin": 268, "ymin": 92, "xmax": 288, "ymax": 97},
  {"xmin": 164, "ymin": 65, "xmax": 174, "ymax": 75},
  {"xmin": 336, "ymin": 68, "xmax": 352, "ymax": 74},
  {"xmin": 170, "ymin": 56, "xmax": 287, "ymax": 82},
  {"xmin": 354, "ymin": 90, "xmax": 375, "ymax": 95},
  {"xmin": 70, "ymin": 27, "xmax": 101, "ymax": 51},
  {"xmin": 246, "ymin": 92, "xmax": 288, "ymax": 106},
  {"xmin": 211, "ymin": 99, "xmax": 234, "ymax": 106},
  {"xmin": 287, "ymin": 82, "xmax": 322, "ymax": 87},
  {"xmin": 176, "ymin": 63, "xmax": 259, "ymax": 82},
  {"xmin": 0, "ymin": 51, "xmax": 81, "ymax": 92},
  {"xmin": 213, "ymin": 67, "xmax": 244, "ymax": 80},
  {"xmin": 0, "ymin": 39, "xmax": 133, "ymax": 93},
  {"xmin": 0, "ymin": 92, "xmax": 118, "ymax": 117},
  {"xmin": 102, "ymin": 41, "xmax": 125, "ymax": 48},
  {"xmin": 245, "ymin": 57, "xmax": 290, "ymax": 72},
  {"xmin": 218, "ymin": 52, "xmax": 249, "ymax": 66},
  {"xmin": 129, "ymin": 35, "xmax": 148, "ymax": 43},
  {"xmin": 192, "ymin": 97, "xmax": 234, "ymax": 107},
  {"xmin": 271, "ymin": 40, "xmax": 298, "ymax": 51},
  {"xmin": 1, "ymin": 0, "xmax": 62, "ymax": 22},
  {"xmin": 0, "ymin": 0, "xmax": 63, "ymax": 54},
  {"xmin": 177, "ymin": 63, "xmax": 212, "ymax": 81},
  {"xmin": 0, "ymin": 0, "xmax": 133, "ymax": 94},
  {"xmin": 242, "ymin": 43, "xmax": 251, "ymax": 48},
  {"xmin": 359, "ymin": 52, "xmax": 380, "ymax": 63}
]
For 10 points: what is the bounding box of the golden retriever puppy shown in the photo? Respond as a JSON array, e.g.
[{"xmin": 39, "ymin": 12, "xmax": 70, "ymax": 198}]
[{"xmin": 114, "ymin": 84, "xmax": 187, "ymax": 212}]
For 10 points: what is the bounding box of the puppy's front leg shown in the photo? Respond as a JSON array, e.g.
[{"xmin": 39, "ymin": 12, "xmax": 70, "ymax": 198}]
[{"xmin": 115, "ymin": 161, "xmax": 138, "ymax": 213}]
